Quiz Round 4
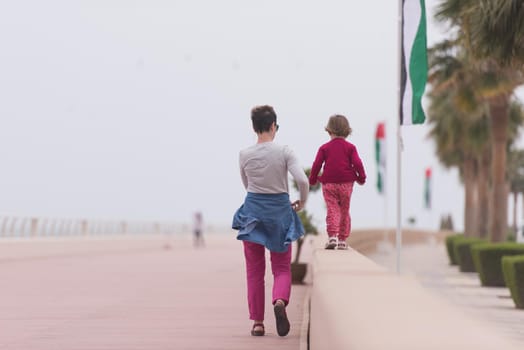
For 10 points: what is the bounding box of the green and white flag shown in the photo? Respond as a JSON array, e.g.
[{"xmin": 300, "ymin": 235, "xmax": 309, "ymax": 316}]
[
  {"xmin": 375, "ymin": 122, "xmax": 386, "ymax": 194},
  {"xmin": 400, "ymin": 0, "xmax": 428, "ymax": 125}
]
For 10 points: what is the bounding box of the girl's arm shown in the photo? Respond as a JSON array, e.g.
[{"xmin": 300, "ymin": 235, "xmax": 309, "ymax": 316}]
[{"xmin": 351, "ymin": 147, "xmax": 366, "ymax": 184}]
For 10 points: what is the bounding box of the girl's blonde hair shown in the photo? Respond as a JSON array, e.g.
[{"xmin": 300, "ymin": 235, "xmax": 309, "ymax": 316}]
[{"xmin": 325, "ymin": 114, "xmax": 352, "ymax": 138}]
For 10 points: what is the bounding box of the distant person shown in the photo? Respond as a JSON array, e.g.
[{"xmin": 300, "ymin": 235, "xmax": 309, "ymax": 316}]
[
  {"xmin": 193, "ymin": 212, "xmax": 204, "ymax": 247},
  {"xmin": 232, "ymin": 105, "xmax": 309, "ymax": 337},
  {"xmin": 309, "ymin": 114, "xmax": 366, "ymax": 250}
]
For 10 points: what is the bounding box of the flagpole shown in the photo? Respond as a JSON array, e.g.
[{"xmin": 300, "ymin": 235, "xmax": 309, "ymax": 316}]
[
  {"xmin": 396, "ymin": 126, "xmax": 402, "ymax": 274},
  {"xmin": 396, "ymin": 0, "xmax": 403, "ymax": 274},
  {"xmin": 384, "ymin": 122, "xmax": 388, "ymax": 245},
  {"xmin": 384, "ymin": 186, "xmax": 388, "ymax": 243}
]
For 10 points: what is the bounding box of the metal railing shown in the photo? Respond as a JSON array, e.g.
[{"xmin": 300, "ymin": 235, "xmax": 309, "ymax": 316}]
[{"xmin": 0, "ymin": 215, "xmax": 181, "ymax": 238}]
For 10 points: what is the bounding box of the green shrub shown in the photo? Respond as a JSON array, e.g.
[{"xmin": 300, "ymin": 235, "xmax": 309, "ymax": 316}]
[
  {"xmin": 502, "ymin": 255, "xmax": 524, "ymax": 309},
  {"xmin": 472, "ymin": 243, "xmax": 524, "ymax": 287},
  {"xmin": 445, "ymin": 233, "xmax": 463, "ymax": 265},
  {"xmin": 453, "ymin": 237, "xmax": 486, "ymax": 272},
  {"xmin": 506, "ymin": 229, "xmax": 516, "ymax": 242}
]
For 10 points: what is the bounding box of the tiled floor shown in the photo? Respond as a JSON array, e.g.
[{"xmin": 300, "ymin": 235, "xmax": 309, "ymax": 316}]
[
  {"xmin": 369, "ymin": 241, "xmax": 524, "ymax": 346},
  {"xmin": 0, "ymin": 235, "xmax": 307, "ymax": 350}
]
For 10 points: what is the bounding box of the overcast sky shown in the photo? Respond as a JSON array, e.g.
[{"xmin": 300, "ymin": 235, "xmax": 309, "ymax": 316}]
[{"xmin": 1, "ymin": 0, "xmax": 522, "ymax": 231}]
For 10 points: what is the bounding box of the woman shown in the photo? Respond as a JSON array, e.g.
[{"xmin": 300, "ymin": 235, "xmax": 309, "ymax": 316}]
[{"xmin": 232, "ymin": 105, "xmax": 309, "ymax": 337}]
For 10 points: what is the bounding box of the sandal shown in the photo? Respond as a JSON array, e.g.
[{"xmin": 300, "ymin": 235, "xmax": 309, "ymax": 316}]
[
  {"xmin": 325, "ymin": 237, "xmax": 337, "ymax": 250},
  {"xmin": 337, "ymin": 241, "xmax": 348, "ymax": 250},
  {"xmin": 251, "ymin": 323, "xmax": 265, "ymax": 336},
  {"xmin": 274, "ymin": 301, "xmax": 290, "ymax": 337}
]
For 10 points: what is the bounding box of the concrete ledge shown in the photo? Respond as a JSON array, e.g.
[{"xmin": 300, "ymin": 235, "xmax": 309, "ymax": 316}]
[{"xmin": 309, "ymin": 246, "xmax": 520, "ymax": 350}]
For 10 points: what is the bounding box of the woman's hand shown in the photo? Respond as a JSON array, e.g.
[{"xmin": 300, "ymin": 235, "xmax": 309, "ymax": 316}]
[{"xmin": 291, "ymin": 200, "xmax": 304, "ymax": 212}]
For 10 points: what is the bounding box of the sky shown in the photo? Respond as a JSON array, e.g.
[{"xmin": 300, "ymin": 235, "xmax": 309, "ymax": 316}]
[{"xmin": 1, "ymin": 0, "xmax": 522, "ymax": 232}]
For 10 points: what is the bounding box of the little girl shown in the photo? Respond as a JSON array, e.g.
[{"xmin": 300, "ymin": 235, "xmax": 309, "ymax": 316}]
[{"xmin": 309, "ymin": 114, "xmax": 366, "ymax": 250}]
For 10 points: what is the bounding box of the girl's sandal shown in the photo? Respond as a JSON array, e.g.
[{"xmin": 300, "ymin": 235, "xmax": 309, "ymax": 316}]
[
  {"xmin": 251, "ymin": 323, "xmax": 265, "ymax": 336},
  {"xmin": 337, "ymin": 241, "xmax": 348, "ymax": 250},
  {"xmin": 325, "ymin": 237, "xmax": 337, "ymax": 250}
]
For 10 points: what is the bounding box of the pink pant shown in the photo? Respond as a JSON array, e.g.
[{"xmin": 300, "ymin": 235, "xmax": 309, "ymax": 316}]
[
  {"xmin": 322, "ymin": 182, "xmax": 354, "ymax": 241},
  {"xmin": 243, "ymin": 241, "xmax": 292, "ymax": 321}
]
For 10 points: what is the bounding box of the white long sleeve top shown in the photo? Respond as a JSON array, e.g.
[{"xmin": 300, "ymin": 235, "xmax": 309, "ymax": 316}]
[{"xmin": 239, "ymin": 142, "xmax": 309, "ymax": 204}]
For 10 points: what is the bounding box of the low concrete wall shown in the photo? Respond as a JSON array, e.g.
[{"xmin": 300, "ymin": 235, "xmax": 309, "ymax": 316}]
[
  {"xmin": 309, "ymin": 246, "xmax": 520, "ymax": 350},
  {"xmin": 347, "ymin": 228, "xmax": 451, "ymax": 255}
]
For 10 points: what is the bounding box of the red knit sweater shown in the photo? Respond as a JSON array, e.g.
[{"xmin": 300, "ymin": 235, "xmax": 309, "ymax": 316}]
[{"xmin": 309, "ymin": 138, "xmax": 366, "ymax": 185}]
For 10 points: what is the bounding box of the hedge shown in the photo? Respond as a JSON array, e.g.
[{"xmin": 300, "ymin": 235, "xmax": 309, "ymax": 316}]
[
  {"xmin": 502, "ymin": 255, "xmax": 524, "ymax": 309},
  {"xmin": 453, "ymin": 237, "xmax": 486, "ymax": 272},
  {"xmin": 471, "ymin": 243, "xmax": 524, "ymax": 287},
  {"xmin": 445, "ymin": 233, "xmax": 464, "ymax": 265}
]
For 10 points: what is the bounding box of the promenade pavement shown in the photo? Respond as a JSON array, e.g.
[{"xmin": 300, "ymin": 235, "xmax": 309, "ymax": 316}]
[
  {"xmin": 368, "ymin": 238, "xmax": 524, "ymax": 347},
  {"xmin": 0, "ymin": 234, "xmax": 308, "ymax": 350}
]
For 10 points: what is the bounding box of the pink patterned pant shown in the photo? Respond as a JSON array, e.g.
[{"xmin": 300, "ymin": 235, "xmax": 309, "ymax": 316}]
[{"xmin": 322, "ymin": 182, "xmax": 355, "ymax": 241}]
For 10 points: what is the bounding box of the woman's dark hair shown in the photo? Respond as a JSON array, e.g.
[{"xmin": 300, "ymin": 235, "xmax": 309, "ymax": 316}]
[
  {"xmin": 325, "ymin": 114, "xmax": 352, "ymax": 138},
  {"xmin": 251, "ymin": 105, "xmax": 277, "ymax": 133}
]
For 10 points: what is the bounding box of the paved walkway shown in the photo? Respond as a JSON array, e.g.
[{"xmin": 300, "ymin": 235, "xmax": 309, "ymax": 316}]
[
  {"xmin": 369, "ymin": 239, "xmax": 524, "ymax": 346},
  {"xmin": 0, "ymin": 234, "xmax": 307, "ymax": 350}
]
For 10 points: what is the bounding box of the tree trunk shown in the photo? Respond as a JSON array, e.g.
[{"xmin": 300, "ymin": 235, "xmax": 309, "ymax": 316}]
[
  {"xmin": 513, "ymin": 191, "xmax": 518, "ymax": 234},
  {"xmin": 521, "ymin": 191, "xmax": 524, "ymax": 236},
  {"xmin": 477, "ymin": 149, "xmax": 490, "ymax": 239},
  {"xmin": 463, "ymin": 157, "xmax": 477, "ymax": 237},
  {"xmin": 489, "ymin": 95, "xmax": 510, "ymax": 242}
]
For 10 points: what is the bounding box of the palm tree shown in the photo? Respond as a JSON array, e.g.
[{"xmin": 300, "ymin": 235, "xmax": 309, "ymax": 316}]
[
  {"xmin": 507, "ymin": 102, "xmax": 524, "ymax": 233},
  {"xmin": 428, "ymin": 41, "xmax": 524, "ymax": 238},
  {"xmin": 427, "ymin": 40, "xmax": 489, "ymax": 237},
  {"xmin": 476, "ymin": 135, "xmax": 491, "ymax": 239},
  {"xmin": 508, "ymin": 149, "xmax": 524, "ymax": 234},
  {"xmin": 429, "ymin": 102, "xmax": 491, "ymax": 239},
  {"xmin": 435, "ymin": 0, "xmax": 524, "ymax": 242},
  {"xmin": 467, "ymin": 1, "xmax": 524, "ymax": 240},
  {"xmin": 463, "ymin": 1, "xmax": 524, "ymax": 67}
]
